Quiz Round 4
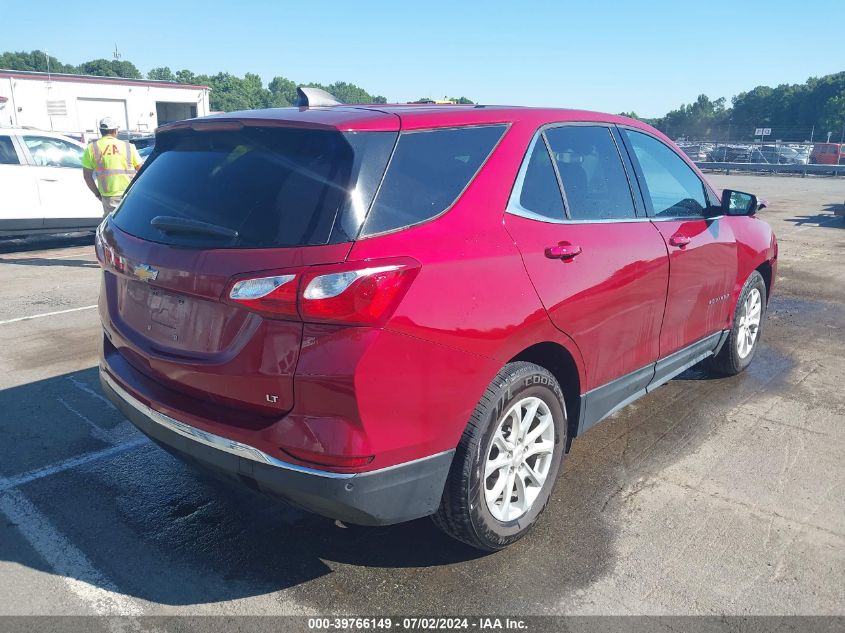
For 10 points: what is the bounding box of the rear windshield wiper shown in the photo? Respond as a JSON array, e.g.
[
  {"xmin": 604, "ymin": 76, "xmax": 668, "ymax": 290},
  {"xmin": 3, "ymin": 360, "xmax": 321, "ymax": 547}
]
[{"xmin": 150, "ymin": 216, "xmax": 239, "ymax": 240}]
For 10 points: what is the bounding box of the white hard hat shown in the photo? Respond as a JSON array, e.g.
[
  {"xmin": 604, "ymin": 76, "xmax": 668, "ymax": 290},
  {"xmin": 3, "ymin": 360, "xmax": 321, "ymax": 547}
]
[{"xmin": 99, "ymin": 117, "xmax": 119, "ymax": 130}]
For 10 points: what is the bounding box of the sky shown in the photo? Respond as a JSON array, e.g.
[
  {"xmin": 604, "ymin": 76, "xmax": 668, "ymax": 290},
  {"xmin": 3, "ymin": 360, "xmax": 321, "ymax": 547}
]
[{"xmin": 2, "ymin": 0, "xmax": 843, "ymax": 118}]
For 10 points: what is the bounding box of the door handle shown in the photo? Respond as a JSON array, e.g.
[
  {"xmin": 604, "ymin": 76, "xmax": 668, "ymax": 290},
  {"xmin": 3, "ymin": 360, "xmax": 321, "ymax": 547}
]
[
  {"xmin": 39, "ymin": 178, "xmax": 59, "ymax": 182},
  {"xmin": 545, "ymin": 242, "xmax": 582, "ymax": 260},
  {"xmin": 669, "ymin": 234, "xmax": 691, "ymax": 247}
]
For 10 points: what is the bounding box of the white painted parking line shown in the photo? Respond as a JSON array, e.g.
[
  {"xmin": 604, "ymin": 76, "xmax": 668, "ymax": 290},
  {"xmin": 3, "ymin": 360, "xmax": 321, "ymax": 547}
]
[
  {"xmin": 41, "ymin": 252, "xmax": 96, "ymax": 261},
  {"xmin": 0, "ymin": 305, "xmax": 98, "ymax": 326},
  {"xmin": 0, "ymin": 251, "xmax": 96, "ymax": 261},
  {"xmin": 0, "ymin": 438, "xmax": 148, "ymax": 493},
  {"xmin": 67, "ymin": 375, "xmax": 117, "ymax": 411},
  {"xmin": 56, "ymin": 396, "xmax": 117, "ymax": 445},
  {"xmin": 0, "ymin": 489, "xmax": 144, "ymax": 615}
]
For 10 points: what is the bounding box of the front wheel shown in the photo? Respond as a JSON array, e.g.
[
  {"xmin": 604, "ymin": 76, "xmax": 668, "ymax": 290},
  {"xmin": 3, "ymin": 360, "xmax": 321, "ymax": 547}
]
[
  {"xmin": 432, "ymin": 362, "xmax": 566, "ymax": 551},
  {"xmin": 705, "ymin": 270, "xmax": 767, "ymax": 376}
]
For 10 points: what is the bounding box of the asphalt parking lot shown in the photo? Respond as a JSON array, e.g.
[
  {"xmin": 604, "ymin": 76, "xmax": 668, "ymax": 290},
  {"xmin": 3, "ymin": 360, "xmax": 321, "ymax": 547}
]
[{"xmin": 0, "ymin": 174, "xmax": 843, "ymax": 618}]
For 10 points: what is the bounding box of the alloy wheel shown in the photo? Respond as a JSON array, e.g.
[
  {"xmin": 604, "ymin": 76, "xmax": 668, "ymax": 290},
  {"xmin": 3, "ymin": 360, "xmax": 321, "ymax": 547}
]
[
  {"xmin": 737, "ymin": 288, "xmax": 762, "ymax": 359},
  {"xmin": 484, "ymin": 396, "xmax": 555, "ymax": 522}
]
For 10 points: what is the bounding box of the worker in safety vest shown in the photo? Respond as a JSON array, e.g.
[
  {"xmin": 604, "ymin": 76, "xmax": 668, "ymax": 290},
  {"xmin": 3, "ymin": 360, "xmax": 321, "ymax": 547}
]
[{"xmin": 81, "ymin": 117, "xmax": 143, "ymax": 216}]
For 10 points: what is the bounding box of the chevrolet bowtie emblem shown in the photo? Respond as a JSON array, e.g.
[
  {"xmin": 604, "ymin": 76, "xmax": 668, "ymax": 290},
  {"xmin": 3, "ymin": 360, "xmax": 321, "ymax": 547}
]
[{"xmin": 133, "ymin": 263, "xmax": 159, "ymax": 282}]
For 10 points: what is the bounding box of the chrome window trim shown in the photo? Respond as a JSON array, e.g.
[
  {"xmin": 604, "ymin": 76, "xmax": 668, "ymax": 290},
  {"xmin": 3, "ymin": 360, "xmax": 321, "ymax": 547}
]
[
  {"xmin": 506, "ymin": 132, "xmax": 566, "ymax": 223},
  {"xmin": 359, "ymin": 122, "xmax": 512, "ymax": 239},
  {"xmin": 506, "ymin": 121, "xmax": 641, "ymax": 225}
]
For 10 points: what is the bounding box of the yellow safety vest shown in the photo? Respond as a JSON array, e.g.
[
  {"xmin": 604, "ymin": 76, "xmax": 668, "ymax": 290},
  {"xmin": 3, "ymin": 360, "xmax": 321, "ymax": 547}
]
[{"xmin": 89, "ymin": 137, "xmax": 137, "ymax": 197}]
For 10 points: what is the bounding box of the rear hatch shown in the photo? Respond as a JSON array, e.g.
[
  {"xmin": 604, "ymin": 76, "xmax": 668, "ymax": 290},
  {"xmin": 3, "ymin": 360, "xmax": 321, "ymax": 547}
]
[{"xmin": 99, "ymin": 116, "xmax": 398, "ymax": 421}]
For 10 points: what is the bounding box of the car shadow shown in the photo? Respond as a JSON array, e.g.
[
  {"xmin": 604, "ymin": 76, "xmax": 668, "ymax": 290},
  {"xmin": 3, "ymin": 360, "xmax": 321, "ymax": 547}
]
[
  {"xmin": 0, "ymin": 232, "xmax": 95, "ymax": 254},
  {"xmin": 0, "ymin": 256, "xmax": 99, "ymax": 269},
  {"xmin": 784, "ymin": 206, "xmax": 843, "ymax": 228},
  {"xmin": 0, "ymin": 366, "xmax": 614, "ymax": 610},
  {"xmin": 0, "ymin": 327, "xmax": 798, "ymax": 611}
]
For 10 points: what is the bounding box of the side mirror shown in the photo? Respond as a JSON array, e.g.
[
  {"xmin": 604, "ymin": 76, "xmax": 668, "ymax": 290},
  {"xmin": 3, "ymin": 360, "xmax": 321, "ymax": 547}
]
[{"xmin": 721, "ymin": 189, "xmax": 760, "ymax": 216}]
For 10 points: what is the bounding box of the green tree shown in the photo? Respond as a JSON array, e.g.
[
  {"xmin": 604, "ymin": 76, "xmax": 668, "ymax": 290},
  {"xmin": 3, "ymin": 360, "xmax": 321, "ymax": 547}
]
[
  {"xmin": 76, "ymin": 58, "xmax": 142, "ymax": 79},
  {"xmin": 820, "ymin": 94, "xmax": 845, "ymax": 139},
  {"xmin": 0, "ymin": 49, "xmax": 75, "ymax": 73},
  {"xmin": 175, "ymin": 69, "xmax": 198, "ymax": 84},
  {"xmin": 652, "ymin": 72, "xmax": 845, "ymax": 141},
  {"xmin": 147, "ymin": 66, "xmax": 176, "ymax": 81},
  {"xmin": 202, "ymin": 72, "xmax": 271, "ymax": 111},
  {"xmin": 0, "ymin": 48, "xmax": 395, "ymax": 114},
  {"xmin": 268, "ymin": 76, "xmax": 298, "ymax": 107},
  {"xmin": 305, "ymin": 81, "xmax": 386, "ymax": 104}
]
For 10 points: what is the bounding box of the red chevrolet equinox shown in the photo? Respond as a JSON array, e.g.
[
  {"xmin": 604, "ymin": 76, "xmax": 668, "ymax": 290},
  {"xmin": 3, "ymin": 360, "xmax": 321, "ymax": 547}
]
[{"xmin": 97, "ymin": 87, "xmax": 777, "ymax": 551}]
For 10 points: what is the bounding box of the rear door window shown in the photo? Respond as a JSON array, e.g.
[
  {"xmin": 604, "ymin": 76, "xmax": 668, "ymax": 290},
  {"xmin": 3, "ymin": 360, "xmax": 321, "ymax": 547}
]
[
  {"xmin": 361, "ymin": 125, "xmax": 506, "ymax": 235},
  {"xmin": 544, "ymin": 126, "xmax": 636, "ymax": 221},
  {"xmin": 113, "ymin": 127, "xmax": 396, "ymax": 248}
]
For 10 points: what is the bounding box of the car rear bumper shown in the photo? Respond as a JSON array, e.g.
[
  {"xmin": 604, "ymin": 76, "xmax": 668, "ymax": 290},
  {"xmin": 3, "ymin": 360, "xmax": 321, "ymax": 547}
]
[{"xmin": 101, "ymin": 369, "xmax": 453, "ymax": 526}]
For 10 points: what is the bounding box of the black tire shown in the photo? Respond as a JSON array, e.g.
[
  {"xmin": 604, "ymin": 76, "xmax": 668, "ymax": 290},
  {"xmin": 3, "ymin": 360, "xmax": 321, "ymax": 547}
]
[
  {"xmin": 432, "ymin": 361, "xmax": 567, "ymax": 551},
  {"xmin": 705, "ymin": 270, "xmax": 767, "ymax": 376}
]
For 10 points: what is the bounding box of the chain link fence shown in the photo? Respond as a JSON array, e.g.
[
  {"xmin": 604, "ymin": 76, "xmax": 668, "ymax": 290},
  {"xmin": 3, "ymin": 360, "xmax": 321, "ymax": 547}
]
[{"xmin": 671, "ymin": 130, "xmax": 845, "ymax": 175}]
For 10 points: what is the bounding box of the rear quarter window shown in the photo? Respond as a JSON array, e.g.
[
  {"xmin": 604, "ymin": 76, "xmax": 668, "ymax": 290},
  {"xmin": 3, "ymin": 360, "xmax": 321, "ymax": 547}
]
[{"xmin": 361, "ymin": 125, "xmax": 507, "ymax": 236}]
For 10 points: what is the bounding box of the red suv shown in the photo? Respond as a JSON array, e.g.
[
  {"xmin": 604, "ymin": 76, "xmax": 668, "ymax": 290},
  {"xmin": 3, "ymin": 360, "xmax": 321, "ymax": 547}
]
[{"xmin": 98, "ymin": 88, "xmax": 777, "ymax": 550}]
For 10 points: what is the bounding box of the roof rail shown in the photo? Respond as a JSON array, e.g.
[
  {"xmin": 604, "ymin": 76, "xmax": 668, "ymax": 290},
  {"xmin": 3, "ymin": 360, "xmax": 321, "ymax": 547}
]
[{"xmin": 296, "ymin": 86, "xmax": 343, "ymax": 107}]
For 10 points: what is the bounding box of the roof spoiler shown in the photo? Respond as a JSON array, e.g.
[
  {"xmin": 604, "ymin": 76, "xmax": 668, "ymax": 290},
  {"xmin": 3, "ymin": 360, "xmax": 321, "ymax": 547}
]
[{"xmin": 296, "ymin": 86, "xmax": 343, "ymax": 107}]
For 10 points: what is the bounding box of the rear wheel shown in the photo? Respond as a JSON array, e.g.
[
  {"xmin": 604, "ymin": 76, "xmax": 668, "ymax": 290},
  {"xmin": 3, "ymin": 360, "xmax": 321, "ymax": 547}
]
[
  {"xmin": 432, "ymin": 362, "xmax": 566, "ymax": 551},
  {"xmin": 705, "ymin": 271, "xmax": 767, "ymax": 376}
]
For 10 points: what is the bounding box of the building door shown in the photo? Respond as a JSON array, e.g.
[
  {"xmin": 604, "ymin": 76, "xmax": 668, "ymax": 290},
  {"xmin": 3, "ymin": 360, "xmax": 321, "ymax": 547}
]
[
  {"xmin": 77, "ymin": 98, "xmax": 128, "ymax": 137},
  {"xmin": 155, "ymin": 102, "xmax": 196, "ymax": 126}
]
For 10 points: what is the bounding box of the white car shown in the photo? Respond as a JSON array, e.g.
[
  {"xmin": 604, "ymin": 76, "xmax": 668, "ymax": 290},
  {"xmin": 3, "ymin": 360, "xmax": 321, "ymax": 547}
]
[{"xmin": 0, "ymin": 128, "xmax": 103, "ymax": 237}]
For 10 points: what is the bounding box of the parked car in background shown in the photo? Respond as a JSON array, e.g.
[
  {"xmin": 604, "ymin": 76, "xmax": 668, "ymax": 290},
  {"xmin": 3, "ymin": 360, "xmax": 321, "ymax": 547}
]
[
  {"xmin": 128, "ymin": 135, "xmax": 156, "ymax": 150},
  {"xmin": 759, "ymin": 145, "xmax": 806, "ymax": 165},
  {"xmin": 98, "ymin": 94, "xmax": 777, "ymax": 551},
  {"xmin": 0, "ymin": 128, "xmax": 102, "ymax": 236},
  {"xmin": 711, "ymin": 145, "xmax": 759, "ymax": 163},
  {"xmin": 57, "ymin": 131, "xmax": 86, "ymax": 144},
  {"xmin": 138, "ymin": 145, "xmax": 154, "ymax": 163},
  {"xmin": 795, "ymin": 146, "xmax": 812, "ymax": 164},
  {"xmin": 679, "ymin": 144, "xmax": 712, "ymax": 162},
  {"xmin": 810, "ymin": 143, "xmax": 844, "ymax": 164}
]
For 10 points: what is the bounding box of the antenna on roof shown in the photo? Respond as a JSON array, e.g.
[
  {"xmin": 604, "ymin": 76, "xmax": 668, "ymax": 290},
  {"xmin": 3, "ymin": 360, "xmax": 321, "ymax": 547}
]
[{"xmin": 296, "ymin": 86, "xmax": 343, "ymax": 108}]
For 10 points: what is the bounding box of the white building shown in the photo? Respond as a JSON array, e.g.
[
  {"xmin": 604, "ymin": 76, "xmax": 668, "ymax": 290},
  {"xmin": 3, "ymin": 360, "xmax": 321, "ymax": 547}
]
[{"xmin": 0, "ymin": 70, "xmax": 210, "ymax": 138}]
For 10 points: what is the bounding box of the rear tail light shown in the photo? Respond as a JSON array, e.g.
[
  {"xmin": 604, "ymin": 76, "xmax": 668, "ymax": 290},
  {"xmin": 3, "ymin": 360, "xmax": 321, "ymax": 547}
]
[
  {"xmin": 228, "ymin": 274, "xmax": 298, "ymax": 318},
  {"xmin": 226, "ymin": 258, "xmax": 420, "ymax": 326},
  {"xmin": 300, "ymin": 263, "xmax": 419, "ymax": 326},
  {"xmin": 100, "ymin": 243, "xmax": 126, "ymax": 273}
]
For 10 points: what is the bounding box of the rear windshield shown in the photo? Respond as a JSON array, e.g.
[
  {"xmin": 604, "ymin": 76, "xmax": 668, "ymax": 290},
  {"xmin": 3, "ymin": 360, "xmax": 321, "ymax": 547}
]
[{"xmin": 113, "ymin": 127, "xmax": 396, "ymax": 248}]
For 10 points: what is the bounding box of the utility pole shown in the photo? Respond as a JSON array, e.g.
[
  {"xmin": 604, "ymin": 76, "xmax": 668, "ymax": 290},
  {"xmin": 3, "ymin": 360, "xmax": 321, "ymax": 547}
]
[{"xmin": 45, "ymin": 49, "xmax": 53, "ymax": 131}]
